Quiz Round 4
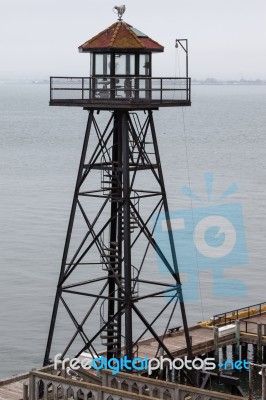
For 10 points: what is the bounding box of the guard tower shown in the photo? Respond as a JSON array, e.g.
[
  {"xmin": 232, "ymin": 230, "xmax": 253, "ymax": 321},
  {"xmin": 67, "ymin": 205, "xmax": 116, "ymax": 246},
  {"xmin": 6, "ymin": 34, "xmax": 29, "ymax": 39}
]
[{"xmin": 44, "ymin": 7, "xmax": 192, "ymax": 373}]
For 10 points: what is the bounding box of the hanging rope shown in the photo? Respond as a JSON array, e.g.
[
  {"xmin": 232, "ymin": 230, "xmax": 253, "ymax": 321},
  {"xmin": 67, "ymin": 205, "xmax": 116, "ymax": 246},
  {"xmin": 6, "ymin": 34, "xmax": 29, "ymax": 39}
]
[{"xmin": 176, "ymin": 47, "xmax": 205, "ymax": 324}]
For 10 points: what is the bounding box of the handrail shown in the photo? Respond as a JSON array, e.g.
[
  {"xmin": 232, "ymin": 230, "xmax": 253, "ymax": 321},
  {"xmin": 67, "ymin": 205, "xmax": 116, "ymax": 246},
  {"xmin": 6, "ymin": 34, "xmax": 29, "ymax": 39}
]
[
  {"xmin": 50, "ymin": 76, "xmax": 190, "ymax": 80},
  {"xmin": 212, "ymin": 302, "xmax": 266, "ymax": 326},
  {"xmin": 50, "ymin": 76, "xmax": 191, "ymax": 105},
  {"xmin": 29, "ymin": 369, "xmax": 246, "ymax": 400},
  {"xmin": 29, "ymin": 370, "xmax": 156, "ymax": 400},
  {"xmin": 242, "ymin": 319, "xmax": 266, "ymax": 335}
]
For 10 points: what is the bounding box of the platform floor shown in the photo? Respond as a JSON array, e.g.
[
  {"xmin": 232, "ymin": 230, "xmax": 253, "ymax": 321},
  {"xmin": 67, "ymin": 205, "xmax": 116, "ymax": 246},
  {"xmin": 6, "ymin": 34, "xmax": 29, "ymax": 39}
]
[
  {"xmin": 136, "ymin": 325, "xmax": 214, "ymax": 358},
  {"xmin": 0, "ymin": 377, "xmax": 28, "ymax": 400},
  {"xmin": 240, "ymin": 312, "xmax": 266, "ymax": 333},
  {"xmin": 135, "ymin": 312, "xmax": 266, "ymax": 358}
]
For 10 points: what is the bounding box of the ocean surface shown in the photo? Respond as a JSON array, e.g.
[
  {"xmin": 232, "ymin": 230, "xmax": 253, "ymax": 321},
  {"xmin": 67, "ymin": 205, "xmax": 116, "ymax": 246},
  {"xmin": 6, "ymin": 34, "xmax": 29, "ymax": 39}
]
[{"xmin": 0, "ymin": 83, "xmax": 266, "ymax": 388}]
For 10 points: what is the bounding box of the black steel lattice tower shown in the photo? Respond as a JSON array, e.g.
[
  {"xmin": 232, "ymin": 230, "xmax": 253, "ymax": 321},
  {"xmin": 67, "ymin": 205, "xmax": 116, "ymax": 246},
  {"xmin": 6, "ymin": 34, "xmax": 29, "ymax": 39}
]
[{"xmin": 44, "ymin": 12, "xmax": 192, "ymax": 373}]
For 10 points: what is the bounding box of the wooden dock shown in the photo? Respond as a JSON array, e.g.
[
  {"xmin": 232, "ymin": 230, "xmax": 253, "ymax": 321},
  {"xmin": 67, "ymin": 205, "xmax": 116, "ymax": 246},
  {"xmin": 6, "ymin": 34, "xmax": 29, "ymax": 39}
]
[
  {"xmin": 135, "ymin": 312, "xmax": 266, "ymax": 359},
  {"xmin": 0, "ymin": 373, "xmax": 29, "ymax": 400},
  {"xmin": 1, "ymin": 302, "xmax": 266, "ymax": 399},
  {"xmin": 134, "ymin": 325, "xmax": 216, "ymax": 359}
]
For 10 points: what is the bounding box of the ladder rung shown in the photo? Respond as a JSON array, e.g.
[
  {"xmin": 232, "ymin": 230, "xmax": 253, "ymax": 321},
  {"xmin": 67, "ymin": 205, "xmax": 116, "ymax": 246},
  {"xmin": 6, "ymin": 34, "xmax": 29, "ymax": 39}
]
[
  {"xmin": 100, "ymin": 334, "xmax": 118, "ymax": 339},
  {"xmin": 102, "ymin": 341, "xmax": 120, "ymax": 346}
]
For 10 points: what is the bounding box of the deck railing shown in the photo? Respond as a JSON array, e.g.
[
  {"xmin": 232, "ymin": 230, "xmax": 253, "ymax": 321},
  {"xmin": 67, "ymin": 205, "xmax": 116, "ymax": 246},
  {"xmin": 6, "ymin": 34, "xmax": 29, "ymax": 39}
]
[
  {"xmin": 241, "ymin": 320, "xmax": 266, "ymax": 336},
  {"xmin": 28, "ymin": 369, "xmax": 245, "ymax": 400},
  {"xmin": 50, "ymin": 76, "xmax": 191, "ymax": 105},
  {"xmin": 212, "ymin": 302, "xmax": 266, "ymax": 326}
]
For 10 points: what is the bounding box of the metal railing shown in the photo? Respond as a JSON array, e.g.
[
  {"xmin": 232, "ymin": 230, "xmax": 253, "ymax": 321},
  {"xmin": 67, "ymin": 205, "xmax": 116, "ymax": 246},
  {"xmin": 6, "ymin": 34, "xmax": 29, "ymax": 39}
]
[
  {"xmin": 212, "ymin": 302, "xmax": 266, "ymax": 326},
  {"xmin": 50, "ymin": 76, "xmax": 191, "ymax": 104},
  {"xmin": 241, "ymin": 320, "xmax": 266, "ymax": 335}
]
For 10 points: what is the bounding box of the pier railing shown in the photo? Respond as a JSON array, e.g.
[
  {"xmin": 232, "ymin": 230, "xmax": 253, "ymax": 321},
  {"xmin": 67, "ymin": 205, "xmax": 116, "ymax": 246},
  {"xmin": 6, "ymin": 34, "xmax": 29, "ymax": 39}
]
[
  {"xmin": 102, "ymin": 370, "xmax": 246, "ymax": 400},
  {"xmin": 241, "ymin": 320, "xmax": 266, "ymax": 336},
  {"xmin": 28, "ymin": 369, "xmax": 246, "ymax": 400},
  {"xmin": 212, "ymin": 301, "xmax": 266, "ymax": 326},
  {"xmin": 50, "ymin": 76, "xmax": 191, "ymax": 106}
]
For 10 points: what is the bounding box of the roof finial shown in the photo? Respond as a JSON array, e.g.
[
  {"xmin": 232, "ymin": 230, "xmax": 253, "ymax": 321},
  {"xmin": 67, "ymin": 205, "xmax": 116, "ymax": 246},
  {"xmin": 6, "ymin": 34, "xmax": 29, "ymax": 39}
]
[{"xmin": 113, "ymin": 5, "xmax": 126, "ymax": 21}]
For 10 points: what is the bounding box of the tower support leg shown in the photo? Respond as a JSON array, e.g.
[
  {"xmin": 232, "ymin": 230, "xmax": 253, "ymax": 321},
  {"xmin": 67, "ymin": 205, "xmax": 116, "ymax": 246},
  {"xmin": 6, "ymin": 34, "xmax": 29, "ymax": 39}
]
[
  {"xmin": 148, "ymin": 110, "xmax": 192, "ymax": 359},
  {"xmin": 43, "ymin": 111, "xmax": 94, "ymax": 366}
]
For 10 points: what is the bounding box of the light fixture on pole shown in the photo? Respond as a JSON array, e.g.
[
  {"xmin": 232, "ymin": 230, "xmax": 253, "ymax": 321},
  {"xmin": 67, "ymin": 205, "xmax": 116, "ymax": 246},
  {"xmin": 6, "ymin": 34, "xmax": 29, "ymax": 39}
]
[{"xmin": 175, "ymin": 39, "xmax": 188, "ymax": 79}]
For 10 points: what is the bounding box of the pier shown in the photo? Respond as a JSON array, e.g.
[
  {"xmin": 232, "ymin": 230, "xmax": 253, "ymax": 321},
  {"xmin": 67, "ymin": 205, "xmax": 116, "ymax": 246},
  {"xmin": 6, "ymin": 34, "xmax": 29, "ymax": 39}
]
[
  {"xmin": 0, "ymin": 373, "xmax": 29, "ymax": 400},
  {"xmin": 0, "ymin": 368, "xmax": 247, "ymax": 400},
  {"xmin": 2, "ymin": 302, "xmax": 266, "ymax": 400},
  {"xmin": 97, "ymin": 302, "xmax": 266, "ymax": 363}
]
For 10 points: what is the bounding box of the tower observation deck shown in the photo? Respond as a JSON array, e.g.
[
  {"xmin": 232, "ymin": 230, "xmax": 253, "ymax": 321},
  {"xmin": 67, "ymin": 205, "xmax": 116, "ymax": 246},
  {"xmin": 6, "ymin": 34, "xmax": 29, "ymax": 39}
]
[{"xmin": 49, "ymin": 19, "xmax": 190, "ymax": 109}]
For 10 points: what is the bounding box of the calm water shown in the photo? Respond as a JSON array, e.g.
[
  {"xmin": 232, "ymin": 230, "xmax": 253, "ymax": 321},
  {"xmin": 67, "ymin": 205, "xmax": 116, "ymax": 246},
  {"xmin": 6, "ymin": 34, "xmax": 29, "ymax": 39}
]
[{"xmin": 0, "ymin": 84, "xmax": 266, "ymax": 394}]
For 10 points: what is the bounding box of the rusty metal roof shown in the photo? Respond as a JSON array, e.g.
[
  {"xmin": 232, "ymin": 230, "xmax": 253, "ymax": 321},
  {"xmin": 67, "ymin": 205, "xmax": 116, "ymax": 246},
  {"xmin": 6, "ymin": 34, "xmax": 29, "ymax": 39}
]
[{"xmin": 79, "ymin": 21, "xmax": 164, "ymax": 53}]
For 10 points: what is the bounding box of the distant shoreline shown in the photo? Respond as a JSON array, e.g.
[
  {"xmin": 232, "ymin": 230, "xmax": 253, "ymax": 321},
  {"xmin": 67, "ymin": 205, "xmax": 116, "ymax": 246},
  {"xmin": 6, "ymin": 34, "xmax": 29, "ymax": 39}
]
[
  {"xmin": 1, "ymin": 80, "xmax": 266, "ymax": 86},
  {"xmin": 192, "ymin": 82, "xmax": 266, "ymax": 85}
]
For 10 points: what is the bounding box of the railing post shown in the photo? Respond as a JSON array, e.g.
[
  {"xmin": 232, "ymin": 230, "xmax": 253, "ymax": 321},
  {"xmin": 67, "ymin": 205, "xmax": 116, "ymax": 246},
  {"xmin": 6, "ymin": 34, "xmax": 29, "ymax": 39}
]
[
  {"xmin": 235, "ymin": 320, "xmax": 240, "ymax": 356},
  {"xmin": 160, "ymin": 78, "xmax": 162, "ymax": 102},
  {"xmin": 102, "ymin": 370, "xmax": 108, "ymax": 386},
  {"xmin": 50, "ymin": 77, "xmax": 52, "ymax": 101},
  {"xmin": 89, "ymin": 77, "xmax": 92, "ymax": 100},
  {"xmin": 134, "ymin": 77, "xmax": 139, "ymax": 100},
  {"xmin": 82, "ymin": 78, "xmax": 84, "ymax": 100},
  {"xmin": 258, "ymin": 323, "xmax": 262, "ymax": 362},
  {"xmin": 214, "ymin": 326, "xmax": 219, "ymax": 362},
  {"xmin": 29, "ymin": 371, "xmax": 35, "ymax": 400},
  {"xmin": 44, "ymin": 380, "xmax": 48, "ymax": 400},
  {"xmin": 98, "ymin": 387, "xmax": 103, "ymax": 400},
  {"xmin": 23, "ymin": 383, "xmax": 29, "ymax": 400}
]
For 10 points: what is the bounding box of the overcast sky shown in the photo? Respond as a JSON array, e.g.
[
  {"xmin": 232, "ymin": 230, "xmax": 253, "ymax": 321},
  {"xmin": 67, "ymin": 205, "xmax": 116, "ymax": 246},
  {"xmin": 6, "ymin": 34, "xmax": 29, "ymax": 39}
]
[{"xmin": 1, "ymin": 0, "xmax": 266, "ymax": 80}]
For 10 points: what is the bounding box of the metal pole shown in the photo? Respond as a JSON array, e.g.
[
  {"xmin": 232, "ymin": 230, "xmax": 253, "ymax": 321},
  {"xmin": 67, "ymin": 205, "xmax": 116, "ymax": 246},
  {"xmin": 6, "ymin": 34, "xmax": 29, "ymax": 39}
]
[
  {"xmin": 106, "ymin": 112, "xmax": 123, "ymax": 359},
  {"xmin": 214, "ymin": 326, "xmax": 219, "ymax": 362},
  {"xmin": 117, "ymin": 113, "xmax": 123, "ymax": 358},
  {"xmin": 248, "ymin": 363, "xmax": 253, "ymax": 400},
  {"xmin": 107, "ymin": 112, "xmax": 119, "ymax": 359},
  {"xmin": 175, "ymin": 39, "xmax": 188, "ymax": 89},
  {"xmin": 235, "ymin": 320, "xmax": 240, "ymax": 357},
  {"xmin": 263, "ymin": 368, "xmax": 266, "ymax": 400},
  {"xmin": 249, "ymin": 362, "xmax": 266, "ymax": 400},
  {"xmin": 258, "ymin": 324, "xmax": 263, "ymax": 362},
  {"xmin": 122, "ymin": 111, "xmax": 133, "ymax": 360},
  {"xmin": 50, "ymin": 77, "xmax": 52, "ymax": 101},
  {"xmin": 186, "ymin": 39, "xmax": 188, "ymax": 80}
]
